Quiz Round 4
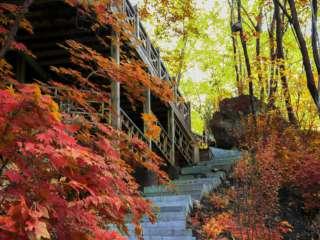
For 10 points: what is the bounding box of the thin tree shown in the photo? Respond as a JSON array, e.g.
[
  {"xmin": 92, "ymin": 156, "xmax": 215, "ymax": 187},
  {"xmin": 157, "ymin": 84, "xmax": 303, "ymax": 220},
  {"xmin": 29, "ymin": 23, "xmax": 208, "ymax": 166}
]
[
  {"xmin": 237, "ymin": 0, "xmax": 256, "ymax": 116},
  {"xmin": 228, "ymin": 0, "xmax": 243, "ymax": 95},
  {"xmin": 280, "ymin": 0, "xmax": 320, "ymax": 112},
  {"xmin": 274, "ymin": 0, "xmax": 298, "ymax": 125},
  {"xmin": 311, "ymin": 0, "xmax": 320, "ymax": 97},
  {"xmin": 267, "ymin": 10, "xmax": 278, "ymax": 110}
]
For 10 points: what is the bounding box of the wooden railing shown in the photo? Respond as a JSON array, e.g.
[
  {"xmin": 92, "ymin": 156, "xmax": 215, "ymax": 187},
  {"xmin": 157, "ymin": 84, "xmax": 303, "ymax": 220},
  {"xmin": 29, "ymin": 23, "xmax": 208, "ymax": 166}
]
[
  {"xmin": 122, "ymin": 0, "xmax": 191, "ymax": 128},
  {"xmin": 49, "ymin": 87, "xmax": 110, "ymax": 121},
  {"xmin": 123, "ymin": 0, "xmax": 170, "ymax": 82},
  {"xmin": 175, "ymin": 118, "xmax": 194, "ymax": 163},
  {"xmin": 48, "ymin": 87, "xmax": 174, "ymax": 162},
  {"xmin": 154, "ymin": 120, "xmax": 172, "ymax": 161},
  {"xmin": 46, "ymin": 0, "xmax": 195, "ymax": 164},
  {"xmin": 120, "ymin": 109, "xmax": 148, "ymax": 143}
]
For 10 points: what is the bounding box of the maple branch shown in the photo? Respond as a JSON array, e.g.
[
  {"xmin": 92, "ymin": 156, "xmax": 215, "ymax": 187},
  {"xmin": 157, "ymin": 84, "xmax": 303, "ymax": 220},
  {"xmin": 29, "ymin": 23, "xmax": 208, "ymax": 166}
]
[{"xmin": 0, "ymin": 0, "xmax": 33, "ymax": 59}]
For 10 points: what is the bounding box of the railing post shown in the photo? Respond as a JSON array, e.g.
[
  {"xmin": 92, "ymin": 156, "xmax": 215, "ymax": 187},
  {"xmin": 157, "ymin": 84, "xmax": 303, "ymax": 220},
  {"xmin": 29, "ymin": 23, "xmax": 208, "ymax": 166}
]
[
  {"xmin": 134, "ymin": 5, "xmax": 140, "ymax": 39},
  {"xmin": 144, "ymin": 89, "xmax": 158, "ymax": 185},
  {"xmin": 186, "ymin": 102, "xmax": 191, "ymax": 130},
  {"xmin": 156, "ymin": 47, "xmax": 161, "ymax": 78},
  {"xmin": 110, "ymin": 30, "xmax": 121, "ymax": 129},
  {"xmin": 194, "ymin": 144, "xmax": 200, "ymax": 163},
  {"xmin": 143, "ymin": 89, "xmax": 152, "ymax": 149},
  {"xmin": 146, "ymin": 38, "xmax": 151, "ymax": 58},
  {"xmin": 168, "ymin": 107, "xmax": 175, "ymax": 166}
]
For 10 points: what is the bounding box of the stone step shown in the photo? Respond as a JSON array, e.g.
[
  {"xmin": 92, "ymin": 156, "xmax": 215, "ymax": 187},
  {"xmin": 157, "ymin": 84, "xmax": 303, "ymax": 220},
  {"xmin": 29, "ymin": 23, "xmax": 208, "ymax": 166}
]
[
  {"xmin": 144, "ymin": 211, "xmax": 187, "ymax": 222},
  {"xmin": 177, "ymin": 175, "xmax": 198, "ymax": 180},
  {"xmin": 181, "ymin": 160, "xmax": 239, "ymax": 174},
  {"xmin": 198, "ymin": 157, "xmax": 240, "ymax": 166},
  {"xmin": 204, "ymin": 171, "xmax": 226, "ymax": 179},
  {"xmin": 144, "ymin": 178, "xmax": 221, "ymax": 196},
  {"xmin": 128, "ymin": 236, "xmax": 196, "ymax": 240},
  {"xmin": 127, "ymin": 220, "xmax": 187, "ymax": 230},
  {"xmin": 181, "ymin": 165, "xmax": 216, "ymax": 175},
  {"xmin": 171, "ymin": 177, "xmax": 220, "ymax": 186},
  {"xmin": 178, "ymin": 171, "xmax": 226, "ymax": 180},
  {"xmin": 127, "ymin": 228, "xmax": 193, "ymax": 237},
  {"xmin": 157, "ymin": 205, "xmax": 190, "ymax": 213},
  {"xmin": 123, "ymin": 148, "xmax": 234, "ymax": 240},
  {"xmin": 129, "ymin": 235, "xmax": 195, "ymax": 240},
  {"xmin": 146, "ymin": 195, "xmax": 192, "ymax": 205},
  {"xmin": 145, "ymin": 189, "xmax": 205, "ymax": 201},
  {"xmin": 209, "ymin": 147, "xmax": 241, "ymax": 158},
  {"xmin": 144, "ymin": 182, "xmax": 214, "ymax": 194}
]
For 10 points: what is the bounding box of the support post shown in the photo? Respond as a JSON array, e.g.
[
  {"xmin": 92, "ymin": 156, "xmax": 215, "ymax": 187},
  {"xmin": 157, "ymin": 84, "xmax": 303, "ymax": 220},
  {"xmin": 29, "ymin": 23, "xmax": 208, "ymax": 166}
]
[
  {"xmin": 17, "ymin": 56, "xmax": 26, "ymax": 83},
  {"xmin": 194, "ymin": 145, "xmax": 200, "ymax": 163},
  {"xmin": 110, "ymin": 31, "xmax": 121, "ymax": 129},
  {"xmin": 186, "ymin": 102, "xmax": 191, "ymax": 130},
  {"xmin": 134, "ymin": 5, "xmax": 140, "ymax": 39},
  {"xmin": 144, "ymin": 88, "xmax": 157, "ymax": 185},
  {"xmin": 157, "ymin": 47, "xmax": 161, "ymax": 78},
  {"xmin": 143, "ymin": 89, "xmax": 152, "ymax": 148},
  {"xmin": 168, "ymin": 107, "xmax": 176, "ymax": 166}
]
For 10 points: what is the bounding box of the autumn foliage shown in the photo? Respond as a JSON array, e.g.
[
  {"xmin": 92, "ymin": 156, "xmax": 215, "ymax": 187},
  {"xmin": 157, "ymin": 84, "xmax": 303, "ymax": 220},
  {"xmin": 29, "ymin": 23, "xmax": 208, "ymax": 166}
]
[
  {"xmin": 202, "ymin": 113, "xmax": 319, "ymax": 240},
  {"xmin": 0, "ymin": 1, "xmax": 172, "ymax": 239}
]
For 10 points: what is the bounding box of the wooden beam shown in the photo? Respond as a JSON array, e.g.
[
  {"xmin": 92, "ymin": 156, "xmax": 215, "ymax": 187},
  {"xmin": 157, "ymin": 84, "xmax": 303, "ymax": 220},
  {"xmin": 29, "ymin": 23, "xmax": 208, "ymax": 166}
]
[
  {"xmin": 16, "ymin": 56, "xmax": 26, "ymax": 83},
  {"xmin": 168, "ymin": 107, "xmax": 175, "ymax": 166},
  {"xmin": 143, "ymin": 89, "xmax": 152, "ymax": 148},
  {"xmin": 110, "ymin": 31, "xmax": 121, "ymax": 129}
]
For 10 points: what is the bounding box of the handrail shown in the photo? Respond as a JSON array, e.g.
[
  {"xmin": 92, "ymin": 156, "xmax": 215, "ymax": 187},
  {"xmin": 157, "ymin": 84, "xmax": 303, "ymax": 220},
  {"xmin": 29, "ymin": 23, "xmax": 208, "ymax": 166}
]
[
  {"xmin": 120, "ymin": 108, "xmax": 148, "ymax": 142},
  {"xmin": 122, "ymin": 0, "xmax": 191, "ymax": 128},
  {"xmin": 153, "ymin": 118, "xmax": 172, "ymax": 161}
]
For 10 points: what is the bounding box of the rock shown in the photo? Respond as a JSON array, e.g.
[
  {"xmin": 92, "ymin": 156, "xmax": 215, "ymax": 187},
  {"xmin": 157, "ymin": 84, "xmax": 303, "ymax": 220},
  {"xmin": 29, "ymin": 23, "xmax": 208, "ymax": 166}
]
[{"xmin": 209, "ymin": 95, "xmax": 264, "ymax": 149}]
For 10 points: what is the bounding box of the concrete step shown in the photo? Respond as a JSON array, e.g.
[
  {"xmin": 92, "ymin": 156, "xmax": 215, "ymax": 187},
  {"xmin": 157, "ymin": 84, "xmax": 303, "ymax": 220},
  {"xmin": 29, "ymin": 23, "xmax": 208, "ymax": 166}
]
[
  {"xmin": 129, "ymin": 235, "xmax": 195, "ymax": 240},
  {"xmin": 198, "ymin": 157, "xmax": 240, "ymax": 166},
  {"xmin": 144, "ymin": 182, "xmax": 213, "ymax": 194},
  {"xmin": 127, "ymin": 220, "xmax": 187, "ymax": 230},
  {"xmin": 178, "ymin": 171, "xmax": 226, "ymax": 180},
  {"xmin": 122, "ymin": 149, "xmax": 234, "ymax": 240},
  {"xmin": 157, "ymin": 205, "xmax": 190, "ymax": 213},
  {"xmin": 128, "ymin": 228, "xmax": 193, "ymax": 237},
  {"xmin": 209, "ymin": 147, "xmax": 241, "ymax": 158},
  {"xmin": 177, "ymin": 175, "xmax": 197, "ymax": 180},
  {"xmin": 171, "ymin": 177, "xmax": 221, "ymax": 186},
  {"xmin": 146, "ymin": 195, "xmax": 192, "ymax": 205},
  {"xmin": 144, "ymin": 189, "xmax": 210, "ymax": 201},
  {"xmin": 129, "ymin": 236, "xmax": 196, "ymax": 240},
  {"xmin": 145, "ymin": 211, "xmax": 187, "ymax": 222},
  {"xmin": 181, "ymin": 159, "xmax": 240, "ymax": 174},
  {"xmin": 181, "ymin": 165, "xmax": 216, "ymax": 175}
]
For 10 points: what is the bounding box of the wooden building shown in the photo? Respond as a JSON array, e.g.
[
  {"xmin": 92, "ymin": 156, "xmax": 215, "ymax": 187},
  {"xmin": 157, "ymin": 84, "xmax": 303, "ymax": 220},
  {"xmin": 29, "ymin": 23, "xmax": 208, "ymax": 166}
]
[{"xmin": 6, "ymin": 0, "xmax": 198, "ymax": 182}]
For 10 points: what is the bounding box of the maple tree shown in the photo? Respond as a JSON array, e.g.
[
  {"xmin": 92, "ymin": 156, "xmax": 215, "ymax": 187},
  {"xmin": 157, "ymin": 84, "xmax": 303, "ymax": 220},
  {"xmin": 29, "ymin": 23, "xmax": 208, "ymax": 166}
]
[
  {"xmin": 200, "ymin": 113, "xmax": 319, "ymax": 240},
  {"xmin": 0, "ymin": 0, "xmax": 172, "ymax": 239}
]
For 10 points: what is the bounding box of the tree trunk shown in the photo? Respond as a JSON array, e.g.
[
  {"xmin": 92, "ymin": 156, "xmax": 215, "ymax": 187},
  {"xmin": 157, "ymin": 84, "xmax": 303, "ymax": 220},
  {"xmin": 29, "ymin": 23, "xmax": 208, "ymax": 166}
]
[
  {"xmin": 237, "ymin": 0, "xmax": 255, "ymax": 116},
  {"xmin": 268, "ymin": 11, "xmax": 277, "ymax": 110},
  {"xmin": 255, "ymin": 8, "xmax": 264, "ymax": 103},
  {"xmin": 287, "ymin": 0, "xmax": 320, "ymax": 112},
  {"xmin": 311, "ymin": 0, "xmax": 320, "ymax": 97},
  {"xmin": 229, "ymin": 0, "xmax": 243, "ymax": 95},
  {"xmin": 274, "ymin": 0, "xmax": 298, "ymax": 126}
]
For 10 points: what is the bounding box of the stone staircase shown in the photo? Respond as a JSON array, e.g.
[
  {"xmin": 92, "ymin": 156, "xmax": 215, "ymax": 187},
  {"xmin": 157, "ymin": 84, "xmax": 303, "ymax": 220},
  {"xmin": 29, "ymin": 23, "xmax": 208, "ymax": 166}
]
[{"xmin": 125, "ymin": 147, "xmax": 242, "ymax": 240}]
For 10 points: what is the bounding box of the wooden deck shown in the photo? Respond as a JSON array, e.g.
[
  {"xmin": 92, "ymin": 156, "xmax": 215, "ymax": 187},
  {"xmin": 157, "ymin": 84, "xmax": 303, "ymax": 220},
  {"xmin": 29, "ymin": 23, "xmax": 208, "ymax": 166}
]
[{"xmin": 10, "ymin": 0, "xmax": 197, "ymax": 170}]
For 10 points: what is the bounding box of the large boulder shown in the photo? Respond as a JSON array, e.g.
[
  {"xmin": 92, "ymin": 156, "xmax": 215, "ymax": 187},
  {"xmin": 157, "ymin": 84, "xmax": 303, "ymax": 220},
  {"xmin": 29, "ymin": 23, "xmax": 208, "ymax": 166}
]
[{"xmin": 209, "ymin": 95, "xmax": 264, "ymax": 149}]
